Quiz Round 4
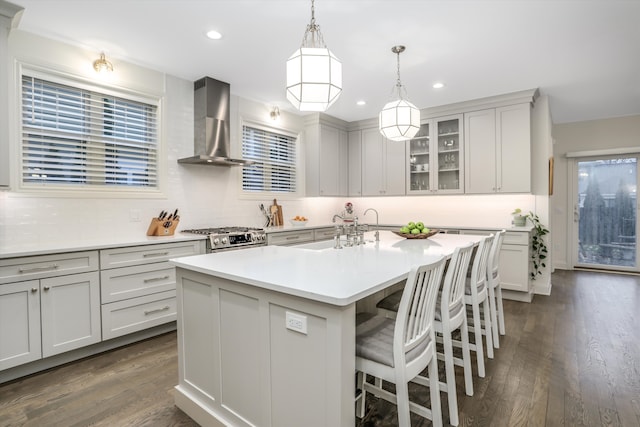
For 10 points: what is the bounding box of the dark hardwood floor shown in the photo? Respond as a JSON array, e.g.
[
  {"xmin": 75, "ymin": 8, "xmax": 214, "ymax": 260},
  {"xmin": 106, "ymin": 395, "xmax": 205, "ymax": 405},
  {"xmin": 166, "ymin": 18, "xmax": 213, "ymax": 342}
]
[{"xmin": 1, "ymin": 269, "xmax": 639, "ymax": 426}]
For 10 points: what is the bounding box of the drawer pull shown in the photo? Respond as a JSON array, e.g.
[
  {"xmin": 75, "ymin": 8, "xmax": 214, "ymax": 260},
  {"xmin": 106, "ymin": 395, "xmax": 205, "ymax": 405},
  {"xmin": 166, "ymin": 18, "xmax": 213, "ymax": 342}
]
[
  {"xmin": 43, "ymin": 286, "xmax": 50, "ymax": 291},
  {"xmin": 285, "ymin": 235, "xmax": 300, "ymax": 240},
  {"xmin": 143, "ymin": 251, "xmax": 170, "ymax": 258},
  {"xmin": 31, "ymin": 288, "xmax": 38, "ymax": 293},
  {"xmin": 143, "ymin": 275, "xmax": 171, "ymax": 283},
  {"xmin": 18, "ymin": 263, "xmax": 59, "ymax": 273},
  {"xmin": 144, "ymin": 305, "xmax": 171, "ymax": 315}
]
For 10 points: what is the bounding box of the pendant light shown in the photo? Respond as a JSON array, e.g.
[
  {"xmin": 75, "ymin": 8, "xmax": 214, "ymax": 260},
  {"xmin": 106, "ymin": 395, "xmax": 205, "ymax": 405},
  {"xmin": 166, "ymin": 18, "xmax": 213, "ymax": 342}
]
[
  {"xmin": 286, "ymin": 0, "xmax": 342, "ymax": 112},
  {"xmin": 379, "ymin": 46, "xmax": 420, "ymax": 141}
]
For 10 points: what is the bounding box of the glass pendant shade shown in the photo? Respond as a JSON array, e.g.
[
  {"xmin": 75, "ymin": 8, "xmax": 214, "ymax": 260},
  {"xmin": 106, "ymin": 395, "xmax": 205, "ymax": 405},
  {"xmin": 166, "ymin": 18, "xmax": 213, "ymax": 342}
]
[
  {"xmin": 378, "ymin": 45, "xmax": 420, "ymax": 141},
  {"xmin": 286, "ymin": 47, "xmax": 342, "ymax": 111},
  {"xmin": 379, "ymin": 99, "xmax": 420, "ymax": 141}
]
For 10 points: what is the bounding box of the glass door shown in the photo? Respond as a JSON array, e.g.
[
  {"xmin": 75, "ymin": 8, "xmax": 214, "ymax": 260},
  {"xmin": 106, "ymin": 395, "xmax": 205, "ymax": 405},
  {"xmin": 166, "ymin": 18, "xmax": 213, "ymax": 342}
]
[
  {"xmin": 574, "ymin": 156, "xmax": 638, "ymax": 270},
  {"xmin": 435, "ymin": 116, "xmax": 463, "ymax": 193},
  {"xmin": 408, "ymin": 123, "xmax": 431, "ymax": 193}
]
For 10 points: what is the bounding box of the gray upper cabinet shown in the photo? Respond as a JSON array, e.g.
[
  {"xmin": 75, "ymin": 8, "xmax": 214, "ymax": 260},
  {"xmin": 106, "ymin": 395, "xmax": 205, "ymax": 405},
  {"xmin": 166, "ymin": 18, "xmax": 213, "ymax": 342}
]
[
  {"xmin": 1, "ymin": 3, "xmax": 22, "ymax": 189},
  {"xmin": 348, "ymin": 130, "xmax": 362, "ymax": 197},
  {"xmin": 464, "ymin": 103, "xmax": 531, "ymax": 194},
  {"xmin": 361, "ymin": 128, "xmax": 405, "ymax": 196},
  {"xmin": 305, "ymin": 119, "xmax": 348, "ymax": 197}
]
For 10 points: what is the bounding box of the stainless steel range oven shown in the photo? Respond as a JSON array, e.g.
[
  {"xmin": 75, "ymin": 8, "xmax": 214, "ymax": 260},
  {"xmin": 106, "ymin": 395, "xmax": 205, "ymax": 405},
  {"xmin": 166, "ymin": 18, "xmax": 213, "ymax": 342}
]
[{"xmin": 181, "ymin": 227, "xmax": 267, "ymax": 253}]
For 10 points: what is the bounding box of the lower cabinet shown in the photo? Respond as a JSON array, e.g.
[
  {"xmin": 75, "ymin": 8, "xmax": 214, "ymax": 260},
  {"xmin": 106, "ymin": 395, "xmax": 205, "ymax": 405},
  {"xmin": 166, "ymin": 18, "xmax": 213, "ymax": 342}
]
[
  {"xmin": 99, "ymin": 240, "xmax": 204, "ymax": 340},
  {"xmin": 267, "ymin": 229, "xmax": 315, "ymax": 246},
  {"xmin": 499, "ymin": 231, "xmax": 533, "ymax": 300},
  {"xmin": 0, "ymin": 280, "xmax": 41, "ymax": 370},
  {"xmin": 459, "ymin": 228, "xmax": 532, "ymax": 301},
  {"xmin": 0, "ymin": 271, "xmax": 101, "ymax": 370},
  {"xmin": 0, "ymin": 239, "xmax": 205, "ymax": 374}
]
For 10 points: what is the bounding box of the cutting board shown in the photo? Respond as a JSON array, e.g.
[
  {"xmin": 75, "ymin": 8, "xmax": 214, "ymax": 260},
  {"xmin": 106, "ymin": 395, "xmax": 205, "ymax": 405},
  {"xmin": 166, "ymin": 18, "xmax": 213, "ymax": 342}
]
[{"xmin": 271, "ymin": 199, "xmax": 283, "ymax": 226}]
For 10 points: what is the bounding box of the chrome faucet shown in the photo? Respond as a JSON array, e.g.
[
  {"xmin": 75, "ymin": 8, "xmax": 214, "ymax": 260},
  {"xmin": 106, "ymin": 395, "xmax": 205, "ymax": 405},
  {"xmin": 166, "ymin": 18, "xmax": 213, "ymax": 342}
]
[
  {"xmin": 332, "ymin": 214, "xmax": 345, "ymax": 223},
  {"xmin": 364, "ymin": 208, "xmax": 380, "ymax": 241}
]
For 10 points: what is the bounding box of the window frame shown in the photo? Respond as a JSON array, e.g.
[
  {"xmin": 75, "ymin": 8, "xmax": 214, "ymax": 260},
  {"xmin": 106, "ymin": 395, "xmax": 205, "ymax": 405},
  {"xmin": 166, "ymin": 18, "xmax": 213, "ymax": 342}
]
[
  {"xmin": 238, "ymin": 119, "xmax": 303, "ymax": 199},
  {"xmin": 14, "ymin": 63, "xmax": 165, "ymax": 198}
]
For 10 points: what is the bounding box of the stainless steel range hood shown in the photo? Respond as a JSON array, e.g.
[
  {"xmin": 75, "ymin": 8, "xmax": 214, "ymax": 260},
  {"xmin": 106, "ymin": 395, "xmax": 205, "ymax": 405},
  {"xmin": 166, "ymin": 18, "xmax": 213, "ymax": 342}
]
[{"xmin": 178, "ymin": 77, "xmax": 253, "ymax": 166}]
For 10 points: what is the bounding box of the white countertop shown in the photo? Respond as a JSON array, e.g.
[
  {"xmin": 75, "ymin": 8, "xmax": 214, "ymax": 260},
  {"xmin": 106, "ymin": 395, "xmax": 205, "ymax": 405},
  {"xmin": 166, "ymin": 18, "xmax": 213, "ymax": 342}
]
[
  {"xmin": 171, "ymin": 231, "xmax": 484, "ymax": 307},
  {"xmin": 0, "ymin": 233, "xmax": 207, "ymax": 259},
  {"xmin": 265, "ymin": 223, "xmax": 533, "ymax": 234}
]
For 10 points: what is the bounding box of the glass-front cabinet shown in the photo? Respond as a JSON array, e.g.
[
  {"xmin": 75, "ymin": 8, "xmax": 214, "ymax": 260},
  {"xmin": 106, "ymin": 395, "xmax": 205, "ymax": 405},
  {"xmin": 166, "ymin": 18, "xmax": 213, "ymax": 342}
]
[{"xmin": 407, "ymin": 114, "xmax": 464, "ymax": 194}]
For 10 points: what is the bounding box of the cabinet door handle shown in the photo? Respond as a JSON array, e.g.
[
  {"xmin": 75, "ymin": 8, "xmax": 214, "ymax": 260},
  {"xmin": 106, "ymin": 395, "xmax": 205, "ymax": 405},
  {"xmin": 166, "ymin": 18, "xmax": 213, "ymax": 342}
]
[
  {"xmin": 18, "ymin": 263, "xmax": 59, "ymax": 273},
  {"xmin": 31, "ymin": 287, "xmax": 38, "ymax": 293},
  {"xmin": 143, "ymin": 251, "xmax": 169, "ymax": 258},
  {"xmin": 43, "ymin": 286, "xmax": 50, "ymax": 291},
  {"xmin": 144, "ymin": 305, "xmax": 171, "ymax": 315},
  {"xmin": 144, "ymin": 275, "xmax": 171, "ymax": 283}
]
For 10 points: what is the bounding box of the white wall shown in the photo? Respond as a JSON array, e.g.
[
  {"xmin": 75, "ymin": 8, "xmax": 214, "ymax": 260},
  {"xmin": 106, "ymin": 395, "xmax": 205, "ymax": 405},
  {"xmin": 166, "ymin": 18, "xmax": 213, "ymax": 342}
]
[
  {"xmin": 0, "ymin": 29, "xmax": 548, "ymax": 253},
  {"xmin": 551, "ymin": 114, "xmax": 640, "ymax": 269}
]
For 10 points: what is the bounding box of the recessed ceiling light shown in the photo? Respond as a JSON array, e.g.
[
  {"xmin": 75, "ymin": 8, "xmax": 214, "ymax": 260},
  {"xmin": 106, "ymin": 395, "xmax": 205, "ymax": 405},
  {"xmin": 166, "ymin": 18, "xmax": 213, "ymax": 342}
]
[
  {"xmin": 206, "ymin": 30, "xmax": 222, "ymax": 40},
  {"xmin": 356, "ymin": 100, "xmax": 366, "ymax": 106},
  {"xmin": 433, "ymin": 82, "xmax": 445, "ymax": 89}
]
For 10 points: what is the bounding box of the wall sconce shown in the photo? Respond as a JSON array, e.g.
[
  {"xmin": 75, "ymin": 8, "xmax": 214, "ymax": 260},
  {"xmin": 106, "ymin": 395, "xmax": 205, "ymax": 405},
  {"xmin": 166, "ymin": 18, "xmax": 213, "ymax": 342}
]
[
  {"xmin": 93, "ymin": 52, "xmax": 113, "ymax": 73},
  {"xmin": 270, "ymin": 106, "xmax": 280, "ymax": 120}
]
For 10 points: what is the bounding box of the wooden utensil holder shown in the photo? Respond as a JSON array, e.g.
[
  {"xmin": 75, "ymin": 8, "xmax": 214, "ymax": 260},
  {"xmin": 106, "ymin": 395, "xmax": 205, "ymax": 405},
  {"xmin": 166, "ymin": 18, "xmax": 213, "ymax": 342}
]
[{"xmin": 146, "ymin": 218, "xmax": 179, "ymax": 236}]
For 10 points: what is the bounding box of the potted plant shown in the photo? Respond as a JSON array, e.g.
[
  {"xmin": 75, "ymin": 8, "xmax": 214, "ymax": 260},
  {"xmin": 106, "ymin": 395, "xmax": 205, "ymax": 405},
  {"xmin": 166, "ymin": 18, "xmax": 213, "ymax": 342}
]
[
  {"xmin": 511, "ymin": 209, "xmax": 549, "ymax": 280},
  {"xmin": 511, "ymin": 208, "xmax": 527, "ymax": 227}
]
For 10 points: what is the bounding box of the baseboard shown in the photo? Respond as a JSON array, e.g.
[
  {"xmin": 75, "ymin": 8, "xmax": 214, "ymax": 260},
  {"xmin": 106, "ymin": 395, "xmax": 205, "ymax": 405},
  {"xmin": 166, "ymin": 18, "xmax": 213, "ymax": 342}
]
[{"xmin": 0, "ymin": 322, "xmax": 176, "ymax": 385}]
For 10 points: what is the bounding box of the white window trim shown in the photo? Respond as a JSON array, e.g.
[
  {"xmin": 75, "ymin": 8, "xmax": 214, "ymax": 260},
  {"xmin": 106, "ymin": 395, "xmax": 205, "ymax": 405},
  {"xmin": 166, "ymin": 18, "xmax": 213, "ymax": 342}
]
[
  {"xmin": 238, "ymin": 118, "xmax": 304, "ymax": 200},
  {"xmin": 12, "ymin": 62, "xmax": 167, "ymax": 199}
]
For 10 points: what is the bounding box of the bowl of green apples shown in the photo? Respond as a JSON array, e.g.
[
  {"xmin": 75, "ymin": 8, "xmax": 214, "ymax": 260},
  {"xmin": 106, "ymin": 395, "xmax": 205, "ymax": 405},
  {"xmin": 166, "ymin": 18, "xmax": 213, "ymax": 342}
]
[{"xmin": 392, "ymin": 221, "xmax": 439, "ymax": 239}]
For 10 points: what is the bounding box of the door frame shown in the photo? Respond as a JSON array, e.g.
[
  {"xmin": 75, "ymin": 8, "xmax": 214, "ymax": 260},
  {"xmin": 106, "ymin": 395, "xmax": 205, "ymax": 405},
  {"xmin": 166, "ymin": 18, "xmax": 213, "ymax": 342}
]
[{"xmin": 569, "ymin": 153, "xmax": 639, "ymax": 272}]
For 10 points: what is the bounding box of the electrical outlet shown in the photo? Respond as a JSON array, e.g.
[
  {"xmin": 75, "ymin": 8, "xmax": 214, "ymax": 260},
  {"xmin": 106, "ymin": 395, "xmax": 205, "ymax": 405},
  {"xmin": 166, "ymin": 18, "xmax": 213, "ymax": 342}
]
[
  {"xmin": 285, "ymin": 311, "xmax": 307, "ymax": 334},
  {"xmin": 129, "ymin": 209, "xmax": 141, "ymax": 222}
]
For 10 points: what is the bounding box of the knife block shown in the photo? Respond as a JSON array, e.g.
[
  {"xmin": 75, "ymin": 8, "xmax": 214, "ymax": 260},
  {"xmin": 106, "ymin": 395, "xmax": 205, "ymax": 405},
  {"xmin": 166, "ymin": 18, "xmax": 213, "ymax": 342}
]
[{"xmin": 146, "ymin": 218, "xmax": 179, "ymax": 236}]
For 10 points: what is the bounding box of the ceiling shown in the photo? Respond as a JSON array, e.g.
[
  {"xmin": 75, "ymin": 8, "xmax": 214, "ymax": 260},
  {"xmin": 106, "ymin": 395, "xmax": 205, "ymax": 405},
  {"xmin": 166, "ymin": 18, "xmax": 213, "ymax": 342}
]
[{"xmin": 8, "ymin": 0, "xmax": 640, "ymax": 124}]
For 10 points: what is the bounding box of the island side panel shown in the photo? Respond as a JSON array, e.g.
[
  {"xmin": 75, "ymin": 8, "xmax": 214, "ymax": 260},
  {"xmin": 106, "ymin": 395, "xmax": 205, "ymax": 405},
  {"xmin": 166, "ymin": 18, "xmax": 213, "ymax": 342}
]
[{"xmin": 174, "ymin": 267, "xmax": 356, "ymax": 427}]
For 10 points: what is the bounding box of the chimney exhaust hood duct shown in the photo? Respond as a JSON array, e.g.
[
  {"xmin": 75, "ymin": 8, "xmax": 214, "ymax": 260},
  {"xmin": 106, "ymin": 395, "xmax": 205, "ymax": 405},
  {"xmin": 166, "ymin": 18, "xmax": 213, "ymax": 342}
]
[{"xmin": 178, "ymin": 77, "xmax": 254, "ymax": 166}]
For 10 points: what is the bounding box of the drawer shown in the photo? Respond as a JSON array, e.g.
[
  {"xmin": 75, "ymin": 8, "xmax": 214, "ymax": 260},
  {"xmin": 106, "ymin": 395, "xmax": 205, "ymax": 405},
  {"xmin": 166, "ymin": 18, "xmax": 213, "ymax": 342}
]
[
  {"xmin": 100, "ymin": 241, "xmax": 204, "ymax": 269},
  {"xmin": 100, "ymin": 261, "xmax": 176, "ymax": 303},
  {"xmin": 503, "ymin": 231, "xmax": 530, "ymax": 246},
  {"xmin": 101, "ymin": 290, "xmax": 176, "ymax": 340},
  {"xmin": 314, "ymin": 227, "xmax": 337, "ymax": 241},
  {"xmin": 0, "ymin": 251, "xmax": 99, "ymax": 285},
  {"xmin": 267, "ymin": 230, "xmax": 315, "ymax": 246}
]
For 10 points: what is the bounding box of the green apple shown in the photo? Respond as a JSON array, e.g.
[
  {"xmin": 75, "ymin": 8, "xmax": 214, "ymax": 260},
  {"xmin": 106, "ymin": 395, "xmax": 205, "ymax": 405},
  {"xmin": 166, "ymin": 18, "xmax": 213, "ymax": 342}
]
[
  {"xmin": 421, "ymin": 227, "xmax": 430, "ymax": 234},
  {"xmin": 407, "ymin": 222, "xmax": 416, "ymax": 230},
  {"xmin": 410, "ymin": 228, "xmax": 420, "ymax": 235},
  {"xmin": 416, "ymin": 221, "xmax": 424, "ymax": 230},
  {"xmin": 400, "ymin": 226, "xmax": 410, "ymax": 233}
]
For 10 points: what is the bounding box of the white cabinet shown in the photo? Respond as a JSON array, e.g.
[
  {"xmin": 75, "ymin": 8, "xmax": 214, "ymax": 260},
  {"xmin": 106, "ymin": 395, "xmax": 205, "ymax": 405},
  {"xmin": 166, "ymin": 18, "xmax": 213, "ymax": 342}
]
[
  {"xmin": 457, "ymin": 228, "xmax": 532, "ymax": 301},
  {"xmin": 100, "ymin": 240, "xmax": 204, "ymax": 340},
  {"xmin": 348, "ymin": 130, "xmax": 362, "ymax": 196},
  {"xmin": 0, "ymin": 280, "xmax": 41, "ymax": 370},
  {"xmin": 362, "ymin": 128, "xmax": 405, "ymax": 196},
  {"xmin": 305, "ymin": 122, "xmax": 348, "ymax": 197},
  {"xmin": 407, "ymin": 115, "xmax": 464, "ymax": 194},
  {"xmin": 267, "ymin": 229, "xmax": 315, "ymax": 246},
  {"xmin": 499, "ymin": 230, "xmax": 533, "ymax": 301},
  {"xmin": 0, "ymin": 4, "xmax": 22, "ymax": 188},
  {"xmin": 0, "ymin": 251, "xmax": 101, "ymax": 370},
  {"xmin": 40, "ymin": 272, "xmax": 101, "ymax": 357},
  {"xmin": 464, "ymin": 103, "xmax": 531, "ymax": 194}
]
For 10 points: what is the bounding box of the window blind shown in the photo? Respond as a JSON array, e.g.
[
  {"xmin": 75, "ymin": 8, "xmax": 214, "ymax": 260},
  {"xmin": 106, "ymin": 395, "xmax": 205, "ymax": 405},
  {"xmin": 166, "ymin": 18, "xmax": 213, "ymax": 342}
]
[
  {"xmin": 241, "ymin": 125, "xmax": 297, "ymax": 193},
  {"xmin": 21, "ymin": 75, "xmax": 159, "ymax": 188}
]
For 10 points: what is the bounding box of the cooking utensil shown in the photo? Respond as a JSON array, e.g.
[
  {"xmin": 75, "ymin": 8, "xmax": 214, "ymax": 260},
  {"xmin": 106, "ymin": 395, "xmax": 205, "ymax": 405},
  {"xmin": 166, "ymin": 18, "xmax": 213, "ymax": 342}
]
[{"xmin": 274, "ymin": 199, "xmax": 283, "ymax": 226}]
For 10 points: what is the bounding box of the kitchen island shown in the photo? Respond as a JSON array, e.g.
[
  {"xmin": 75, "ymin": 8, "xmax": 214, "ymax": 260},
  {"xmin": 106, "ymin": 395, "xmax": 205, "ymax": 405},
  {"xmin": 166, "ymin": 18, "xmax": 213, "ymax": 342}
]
[{"xmin": 171, "ymin": 231, "xmax": 484, "ymax": 427}]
